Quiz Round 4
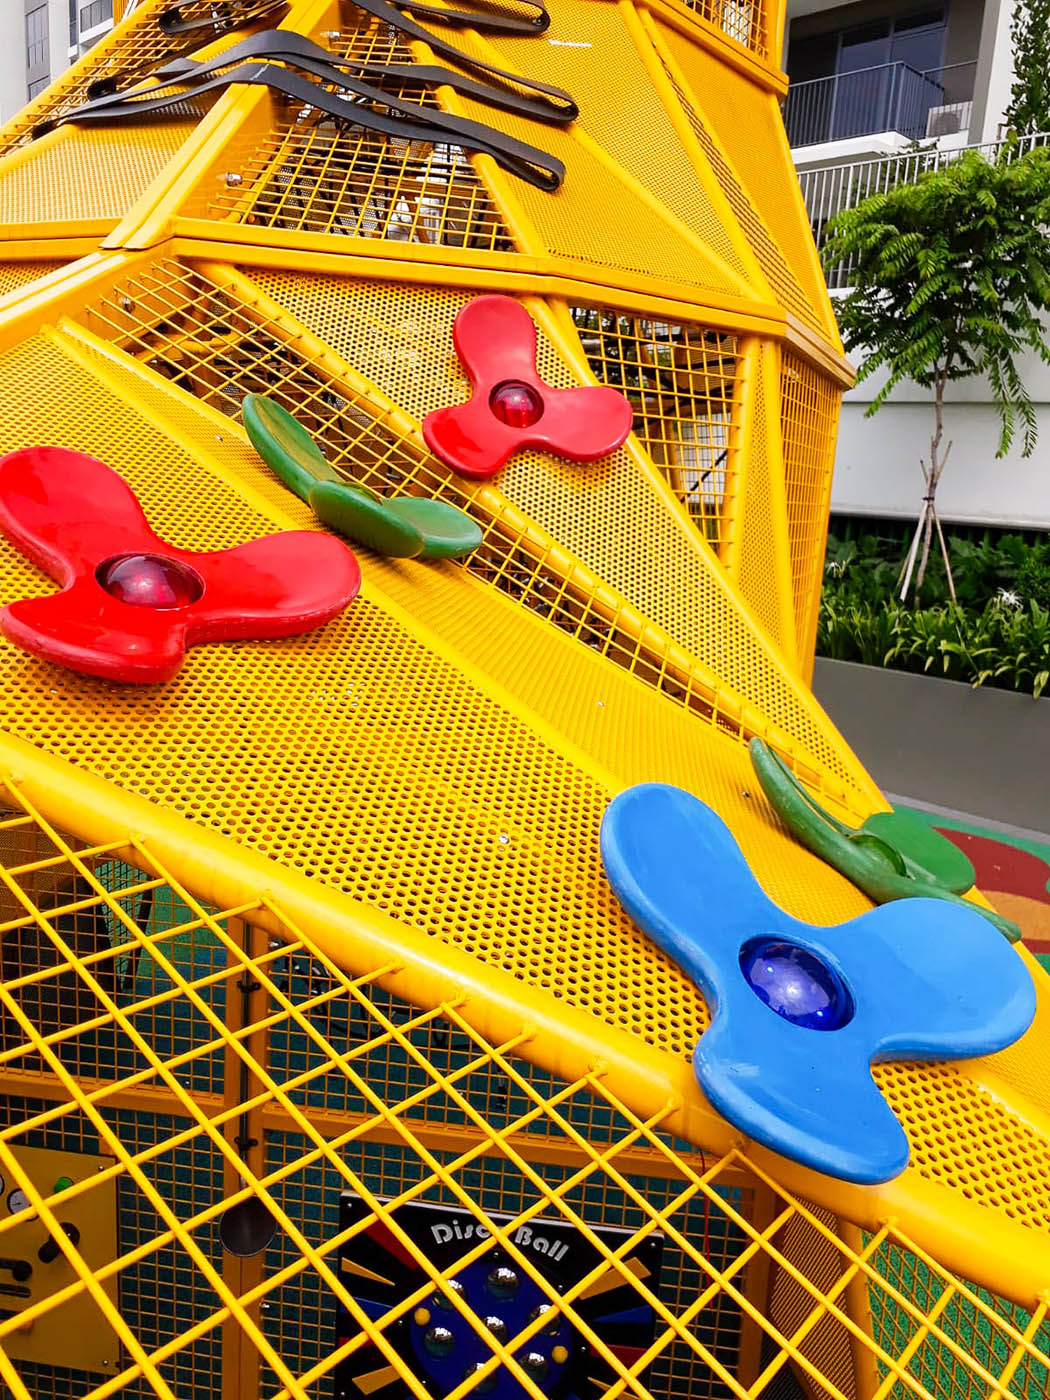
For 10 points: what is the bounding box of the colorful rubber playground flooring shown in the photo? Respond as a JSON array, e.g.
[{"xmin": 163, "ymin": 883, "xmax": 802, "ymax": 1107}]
[{"xmin": 902, "ymin": 806, "xmax": 1050, "ymax": 967}]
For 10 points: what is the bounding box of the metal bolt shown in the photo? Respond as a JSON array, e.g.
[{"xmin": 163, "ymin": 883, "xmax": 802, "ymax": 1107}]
[{"xmin": 224, "ymin": 172, "xmax": 243, "ymax": 187}]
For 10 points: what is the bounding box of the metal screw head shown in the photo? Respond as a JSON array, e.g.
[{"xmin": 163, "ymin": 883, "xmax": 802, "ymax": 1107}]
[
  {"xmin": 120, "ymin": 296, "xmax": 134, "ymax": 313},
  {"xmin": 485, "ymin": 1264, "xmax": 519, "ymax": 1300},
  {"xmin": 224, "ymin": 171, "xmax": 243, "ymax": 187},
  {"xmin": 423, "ymin": 1325, "xmax": 455, "ymax": 1357},
  {"xmin": 431, "ymin": 1278, "xmax": 464, "ymax": 1309},
  {"xmin": 529, "ymin": 1303, "xmax": 560, "ymax": 1335}
]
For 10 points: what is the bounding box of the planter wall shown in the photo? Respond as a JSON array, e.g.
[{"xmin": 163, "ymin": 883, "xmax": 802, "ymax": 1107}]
[{"xmin": 812, "ymin": 658, "xmax": 1050, "ymax": 833}]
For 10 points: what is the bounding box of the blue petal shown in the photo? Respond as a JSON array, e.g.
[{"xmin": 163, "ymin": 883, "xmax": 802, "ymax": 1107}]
[
  {"xmin": 600, "ymin": 784, "xmax": 781, "ymax": 996},
  {"xmin": 695, "ymin": 1014, "xmax": 909, "ymax": 1182},
  {"xmin": 821, "ymin": 898, "xmax": 1036, "ymax": 1060},
  {"xmin": 600, "ymin": 784, "xmax": 1036, "ymax": 1184}
]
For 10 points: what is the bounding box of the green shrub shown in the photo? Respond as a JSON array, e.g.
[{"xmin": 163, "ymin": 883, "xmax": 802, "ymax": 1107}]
[
  {"xmin": 819, "ymin": 529, "xmax": 1050, "ymax": 695},
  {"xmin": 1017, "ymin": 542, "xmax": 1050, "ymax": 609},
  {"xmin": 822, "ymin": 529, "xmax": 1037, "ymax": 609},
  {"xmin": 816, "ymin": 592, "xmax": 1050, "ymax": 698}
]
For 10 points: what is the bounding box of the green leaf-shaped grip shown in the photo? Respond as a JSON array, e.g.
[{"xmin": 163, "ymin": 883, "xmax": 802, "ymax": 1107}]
[
  {"xmin": 748, "ymin": 738, "xmax": 1021, "ymax": 943},
  {"xmin": 241, "ymin": 395, "xmax": 483, "ymax": 561}
]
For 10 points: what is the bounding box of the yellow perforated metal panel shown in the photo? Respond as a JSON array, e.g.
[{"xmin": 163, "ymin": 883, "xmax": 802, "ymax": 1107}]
[
  {"xmin": 488, "ymin": 0, "xmax": 753, "ymax": 285},
  {"xmin": 734, "ymin": 341, "xmax": 793, "ymax": 655},
  {"xmin": 644, "ymin": 19, "xmax": 823, "ymax": 336},
  {"xmin": 425, "ymin": 17, "xmax": 751, "ymax": 298},
  {"xmin": 655, "ymin": 23, "xmax": 839, "ymax": 345},
  {"xmin": 0, "ymin": 123, "xmax": 194, "ymax": 231},
  {"xmin": 221, "ymin": 264, "xmax": 866, "ymax": 789},
  {"xmin": 780, "ymin": 350, "xmax": 840, "ymax": 661},
  {"xmin": 0, "ymin": 261, "xmax": 64, "ymax": 297}
]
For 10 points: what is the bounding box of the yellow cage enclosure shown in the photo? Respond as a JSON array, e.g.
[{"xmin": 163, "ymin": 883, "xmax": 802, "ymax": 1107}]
[{"xmin": 0, "ymin": 3, "xmax": 1046, "ymax": 1400}]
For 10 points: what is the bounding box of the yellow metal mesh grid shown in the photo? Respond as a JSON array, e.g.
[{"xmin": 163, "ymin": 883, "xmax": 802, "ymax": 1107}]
[
  {"xmin": 779, "ymin": 351, "xmax": 839, "ymax": 658},
  {"xmin": 76, "ymin": 258, "xmax": 871, "ymax": 801},
  {"xmin": 680, "ymin": 0, "xmax": 767, "ymax": 55},
  {"xmin": 0, "ymin": 0, "xmax": 288, "ymax": 157},
  {"xmin": 0, "ymin": 122, "xmax": 195, "ymax": 231},
  {"xmin": 569, "ymin": 306, "xmax": 739, "ymax": 556},
  {"xmin": 197, "ymin": 21, "xmax": 513, "ymax": 252},
  {"xmin": 0, "ymin": 785, "xmax": 1048, "ymax": 1400}
]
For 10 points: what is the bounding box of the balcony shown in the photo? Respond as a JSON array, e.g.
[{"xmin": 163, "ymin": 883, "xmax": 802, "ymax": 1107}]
[
  {"xmin": 783, "ymin": 61, "xmax": 976, "ymax": 150},
  {"xmin": 796, "ymin": 130, "xmax": 1050, "ymax": 289}
]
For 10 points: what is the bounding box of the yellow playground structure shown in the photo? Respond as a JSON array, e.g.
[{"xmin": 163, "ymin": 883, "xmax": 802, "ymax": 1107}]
[{"xmin": 0, "ymin": 3, "xmax": 1046, "ymax": 1399}]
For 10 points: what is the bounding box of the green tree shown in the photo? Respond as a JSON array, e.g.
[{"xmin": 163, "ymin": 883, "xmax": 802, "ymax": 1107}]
[
  {"xmin": 823, "ymin": 147, "xmax": 1050, "ymax": 599},
  {"xmin": 1003, "ymin": 0, "xmax": 1050, "ymax": 138}
]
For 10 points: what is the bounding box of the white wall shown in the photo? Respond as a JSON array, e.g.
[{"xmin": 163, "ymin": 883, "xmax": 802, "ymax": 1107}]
[
  {"xmin": 971, "ymin": 0, "xmax": 1016, "ymax": 143},
  {"xmin": 47, "ymin": 0, "xmax": 71, "ymax": 81},
  {"xmin": 831, "ymin": 337, "xmax": 1050, "ymax": 529},
  {"xmin": 0, "ymin": 11, "xmax": 26, "ymax": 123}
]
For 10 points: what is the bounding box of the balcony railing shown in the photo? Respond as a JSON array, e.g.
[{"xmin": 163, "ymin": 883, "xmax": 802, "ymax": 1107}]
[
  {"xmin": 782, "ymin": 61, "xmax": 975, "ymax": 148},
  {"xmin": 796, "ymin": 130, "xmax": 1050, "ymax": 289}
]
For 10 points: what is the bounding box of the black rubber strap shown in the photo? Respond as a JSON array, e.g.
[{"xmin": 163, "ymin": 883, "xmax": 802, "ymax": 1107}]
[
  {"xmin": 359, "ymin": 0, "xmax": 549, "ymax": 37},
  {"xmin": 160, "ymin": 0, "xmax": 546, "ymax": 38},
  {"xmin": 158, "ymin": 1, "xmax": 288, "ymax": 36},
  {"xmin": 60, "ymin": 61, "xmax": 565, "ymax": 189},
  {"xmin": 152, "ymin": 28, "xmax": 576, "ymax": 125},
  {"xmin": 333, "ymin": 0, "xmax": 574, "ymax": 119}
]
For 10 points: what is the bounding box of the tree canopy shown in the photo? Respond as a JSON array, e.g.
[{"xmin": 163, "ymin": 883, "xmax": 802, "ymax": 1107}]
[
  {"xmin": 823, "ymin": 145, "xmax": 1050, "ymax": 597},
  {"xmin": 823, "ymin": 146, "xmax": 1050, "ymax": 458}
]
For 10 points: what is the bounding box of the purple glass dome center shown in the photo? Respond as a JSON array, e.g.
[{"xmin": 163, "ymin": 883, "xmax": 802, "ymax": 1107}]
[{"xmin": 739, "ymin": 938, "xmax": 854, "ymax": 1031}]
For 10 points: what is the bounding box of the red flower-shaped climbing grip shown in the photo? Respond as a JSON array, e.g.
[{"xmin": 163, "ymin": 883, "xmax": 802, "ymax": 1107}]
[
  {"xmin": 0, "ymin": 447, "xmax": 362, "ymax": 684},
  {"xmin": 422, "ymin": 295, "xmax": 634, "ymax": 479}
]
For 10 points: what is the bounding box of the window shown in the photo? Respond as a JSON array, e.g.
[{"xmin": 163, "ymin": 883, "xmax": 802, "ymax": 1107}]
[
  {"xmin": 79, "ymin": 0, "xmax": 114, "ymax": 30},
  {"xmin": 783, "ymin": 5, "xmax": 953, "ymax": 145},
  {"xmin": 26, "ymin": 5, "xmax": 49, "ymax": 73},
  {"xmin": 27, "ymin": 76, "xmax": 49, "ymax": 99},
  {"xmin": 788, "ymin": 6, "xmax": 947, "ymax": 84}
]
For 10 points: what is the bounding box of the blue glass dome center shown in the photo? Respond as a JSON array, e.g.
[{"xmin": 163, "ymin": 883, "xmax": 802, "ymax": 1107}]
[{"xmin": 739, "ymin": 938, "xmax": 854, "ymax": 1031}]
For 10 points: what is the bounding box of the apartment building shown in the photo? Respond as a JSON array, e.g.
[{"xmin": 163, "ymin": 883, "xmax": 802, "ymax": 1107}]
[
  {"xmin": 781, "ymin": 0, "xmax": 1050, "ymax": 531},
  {"xmin": 0, "ymin": 1, "xmax": 118, "ymax": 123},
  {"xmin": 781, "ymin": 0, "xmax": 1016, "ymax": 162}
]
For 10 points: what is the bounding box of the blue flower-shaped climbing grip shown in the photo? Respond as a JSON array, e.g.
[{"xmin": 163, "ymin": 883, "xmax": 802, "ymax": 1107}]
[{"xmin": 599, "ymin": 784, "xmax": 1036, "ymax": 1184}]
